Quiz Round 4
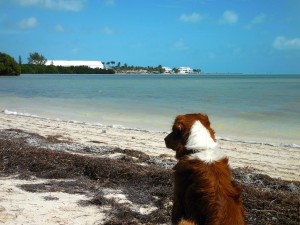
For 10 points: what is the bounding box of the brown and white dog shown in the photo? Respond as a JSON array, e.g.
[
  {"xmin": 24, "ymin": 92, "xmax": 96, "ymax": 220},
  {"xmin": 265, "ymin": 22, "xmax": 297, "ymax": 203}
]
[{"xmin": 165, "ymin": 113, "xmax": 246, "ymax": 225}]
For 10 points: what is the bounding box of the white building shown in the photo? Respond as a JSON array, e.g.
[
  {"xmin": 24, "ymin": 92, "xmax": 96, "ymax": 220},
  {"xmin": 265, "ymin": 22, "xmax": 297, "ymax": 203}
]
[
  {"xmin": 162, "ymin": 67, "xmax": 172, "ymax": 74},
  {"xmin": 178, "ymin": 67, "xmax": 193, "ymax": 74},
  {"xmin": 45, "ymin": 60, "xmax": 104, "ymax": 69}
]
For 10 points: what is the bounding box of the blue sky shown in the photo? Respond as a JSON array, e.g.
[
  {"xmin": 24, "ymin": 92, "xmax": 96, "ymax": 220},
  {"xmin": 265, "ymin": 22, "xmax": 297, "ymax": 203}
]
[{"xmin": 1, "ymin": 0, "xmax": 300, "ymax": 73}]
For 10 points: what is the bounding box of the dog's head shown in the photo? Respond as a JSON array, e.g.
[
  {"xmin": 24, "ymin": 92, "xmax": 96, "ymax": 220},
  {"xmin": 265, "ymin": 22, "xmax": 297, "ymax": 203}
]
[{"xmin": 164, "ymin": 113, "xmax": 217, "ymax": 159}]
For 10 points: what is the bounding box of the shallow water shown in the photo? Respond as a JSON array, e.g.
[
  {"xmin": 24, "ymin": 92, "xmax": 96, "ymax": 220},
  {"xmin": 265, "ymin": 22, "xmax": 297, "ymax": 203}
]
[{"xmin": 0, "ymin": 74, "xmax": 299, "ymax": 145}]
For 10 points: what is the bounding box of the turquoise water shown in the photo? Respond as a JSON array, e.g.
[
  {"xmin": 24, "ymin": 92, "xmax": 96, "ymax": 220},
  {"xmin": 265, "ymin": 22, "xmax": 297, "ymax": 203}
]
[{"xmin": 0, "ymin": 74, "xmax": 299, "ymax": 145}]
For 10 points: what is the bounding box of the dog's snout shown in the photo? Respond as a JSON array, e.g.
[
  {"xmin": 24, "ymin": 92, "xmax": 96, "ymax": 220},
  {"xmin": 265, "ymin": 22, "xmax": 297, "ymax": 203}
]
[
  {"xmin": 164, "ymin": 134, "xmax": 169, "ymax": 142},
  {"xmin": 164, "ymin": 134, "xmax": 168, "ymax": 144},
  {"xmin": 164, "ymin": 133, "xmax": 170, "ymax": 147},
  {"xmin": 164, "ymin": 132, "xmax": 174, "ymax": 149}
]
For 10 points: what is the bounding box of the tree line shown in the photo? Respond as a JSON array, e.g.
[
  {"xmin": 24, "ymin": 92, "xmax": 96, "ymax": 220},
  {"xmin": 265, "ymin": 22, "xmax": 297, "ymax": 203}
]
[
  {"xmin": 21, "ymin": 64, "xmax": 115, "ymax": 74},
  {"xmin": 0, "ymin": 52, "xmax": 21, "ymax": 76},
  {"xmin": 0, "ymin": 52, "xmax": 114, "ymax": 76},
  {"xmin": 104, "ymin": 61, "xmax": 201, "ymax": 74},
  {"xmin": 1, "ymin": 52, "xmax": 201, "ymax": 76}
]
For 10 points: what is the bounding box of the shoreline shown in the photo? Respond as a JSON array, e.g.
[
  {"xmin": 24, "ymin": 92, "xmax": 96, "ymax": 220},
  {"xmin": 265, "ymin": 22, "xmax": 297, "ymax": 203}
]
[
  {"xmin": 0, "ymin": 112, "xmax": 299, "ymax": 181},
  {"xmin": 2, "ymin": 109, "xmax": 299, "ymax": 148}
]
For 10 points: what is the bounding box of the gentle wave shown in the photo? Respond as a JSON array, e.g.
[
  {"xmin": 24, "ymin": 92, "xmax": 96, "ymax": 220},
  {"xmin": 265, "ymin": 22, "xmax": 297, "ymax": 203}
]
[
  {"xmin": 3, "ymin": 109, "xmax": 102, "ymax": 126},
  {"xmin": 217, "ymin": 136, "xmax": 300, "ymax": 148},
  {"xmin": 2, "ymin": 109, "xmax": 154, "ymax": 133},
  {"xmin": 2, "ymin": 109, "xmax": 299, "ymax": 148}
]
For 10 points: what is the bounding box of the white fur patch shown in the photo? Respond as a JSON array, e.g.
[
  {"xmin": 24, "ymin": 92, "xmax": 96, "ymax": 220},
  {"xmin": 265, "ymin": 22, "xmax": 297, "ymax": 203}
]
[
  {"xmin": 189, "ymin": 149, "xmax": 226, "ymax": 163},
  {"xmin": 185, "ymin": 120, "xmax": 218, "ymax": 150},
  {"xmin": 185, "ymin": 120, "xmax": 226, "ymax": 163}
]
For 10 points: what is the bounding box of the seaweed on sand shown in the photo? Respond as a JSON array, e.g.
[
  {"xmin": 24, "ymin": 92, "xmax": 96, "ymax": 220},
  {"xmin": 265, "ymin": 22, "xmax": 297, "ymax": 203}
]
[{"xmin": 0, "ymin": 129, "xmax": 299, "ymax": 225}]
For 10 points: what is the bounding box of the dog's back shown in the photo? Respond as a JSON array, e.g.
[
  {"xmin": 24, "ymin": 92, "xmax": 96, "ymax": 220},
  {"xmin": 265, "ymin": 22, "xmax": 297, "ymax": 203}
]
[
  {"xmin": 173, "ymin": 156, "xmax": 245, "ymax": 225},
  {"xmin": 165, "ymin": 113, "xmax": 246, "ymax": 225}
]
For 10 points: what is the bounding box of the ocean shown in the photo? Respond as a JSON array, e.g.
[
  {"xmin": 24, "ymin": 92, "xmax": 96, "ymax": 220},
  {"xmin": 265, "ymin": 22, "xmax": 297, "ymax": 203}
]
[{"xmin": 0, "ymin": 74, "xmax": 299, "ymax": 146}]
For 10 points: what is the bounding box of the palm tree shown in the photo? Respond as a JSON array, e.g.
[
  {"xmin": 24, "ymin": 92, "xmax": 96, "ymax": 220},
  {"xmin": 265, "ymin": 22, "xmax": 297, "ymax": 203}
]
[
  {"xmin": 111, "ymin": 61, "xmax": 115, "ymax": 68},
  {"xmin": 18, "ymin": 55, "xmax": 22, "ymax": 65}
]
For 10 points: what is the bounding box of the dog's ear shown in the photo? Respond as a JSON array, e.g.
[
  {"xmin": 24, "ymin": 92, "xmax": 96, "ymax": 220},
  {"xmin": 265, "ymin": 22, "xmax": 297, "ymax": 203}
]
[
  {"xmin": 173, "ymin": 122, "xmax": 185, "ymax": 135},
  {"xmin": 197, "ymin": 113, "xmax": 216, "ymax": 141},
  {"xmin": 198, "ymin": 114, "xmax": 211, "ymax": 128}
]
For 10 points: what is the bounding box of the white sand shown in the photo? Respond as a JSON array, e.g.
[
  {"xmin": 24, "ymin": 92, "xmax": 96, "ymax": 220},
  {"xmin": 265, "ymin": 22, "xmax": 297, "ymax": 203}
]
[
  {"xmin": 0, "ymin": 112, "xmax": 299, "ymax": 224},
  {"xmin": 0, "ymin": 112, "xmax": 299, "ymax": 181},
  {"xmin": 0, "ymin": 176, "xmax": 105, "ymax": 225}
]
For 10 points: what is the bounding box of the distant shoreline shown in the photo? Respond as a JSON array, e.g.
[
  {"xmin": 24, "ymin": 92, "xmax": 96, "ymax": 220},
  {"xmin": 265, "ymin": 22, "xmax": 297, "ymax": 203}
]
[{"xmin": 11, "ymin": 72, "xmax": 300, "ymax": 76}]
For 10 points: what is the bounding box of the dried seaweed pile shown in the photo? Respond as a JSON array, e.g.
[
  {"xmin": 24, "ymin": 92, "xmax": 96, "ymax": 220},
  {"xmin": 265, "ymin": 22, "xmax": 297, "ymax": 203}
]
[{"xmin": 0, "ymin": 129, "xmax": 299, "ymax": 225}]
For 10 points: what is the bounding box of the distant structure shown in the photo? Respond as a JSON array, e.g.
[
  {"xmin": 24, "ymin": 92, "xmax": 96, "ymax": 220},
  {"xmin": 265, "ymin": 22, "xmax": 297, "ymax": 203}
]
[
  {"xmin": 45, "ymin": 60, "xmax": 104, "ymax": 69},
  {"xmin": 178, "ymin": 67, "xmax": 193, "ymax": 74},
  {"xmin": 163, "ymin": 67, "xmax": 173, "ymax": 74}
]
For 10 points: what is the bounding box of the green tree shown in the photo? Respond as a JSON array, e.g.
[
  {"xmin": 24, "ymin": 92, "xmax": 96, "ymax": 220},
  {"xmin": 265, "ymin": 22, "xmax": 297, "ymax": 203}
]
[
  {"xmin": 45, "ymin": 65, "xmax": 59, "ymax": 74},
  {"xmin": 193, "ymin": 69, "xmax": 201, "ymax": 74},
  {"xmin": 28, "ymin": 52, "xmax": 47, "ymax": 65},
  {"xmin": 115, "ymin": 62, "xmax": 121, "ymax": 72},
  {"xmin": 0, "ymin": 52, "xmax": 21, "ymax": 76},
  {"xmin": 173, "ymin": 67, "xmax": 179, "ymax": 73},
  {"xmin": 157, "ymin": 65, "xmax": 164, "ymax": 74}
]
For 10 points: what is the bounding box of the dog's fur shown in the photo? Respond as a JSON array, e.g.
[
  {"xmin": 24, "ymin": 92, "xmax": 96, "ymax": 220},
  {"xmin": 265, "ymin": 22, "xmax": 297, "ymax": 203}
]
[{"xmin": 165, "ymin": 113, "xmax": 246, "ymax": 225}]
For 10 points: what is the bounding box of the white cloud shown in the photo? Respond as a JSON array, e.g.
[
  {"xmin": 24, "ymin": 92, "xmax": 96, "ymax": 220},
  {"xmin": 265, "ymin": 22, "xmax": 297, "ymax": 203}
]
[
  {"xmin": 101, "ymin": 26, "xmax": 114, "ymax": 35},
  {"xmin": 174, "ymin": 39, "xmax": 189, "ymax": 51},
  {"xmin": 208, "ymin": 52, "xmax": 216, "ymax": 59},
  {"xmin": 72, "ymin": 47, "xmax": 79, "ymax": 53},
  {"xmin": 273, "ymin": 36, "xmax": 300, "ymax": 50},
  {"xmin": 130, "ymin": 41, "xmax": 142, "ymax": 49},
  {"xmin": 219, "ymin": 10, "xmax": 238, "ymax": 24},
  {"xmin": 17, "ymin": 0, "xmax": 85, "ymax": 12},
  {"xmin": 179, "ymin": 13, "xmax": 203, "ymax": 23},
  {"xmin": 18, "ymin": 17, "xmax": 38, "ymax": 29},
  {"xmin": 245, "ymin": 13, "xmax": 266, "ymax": 30},
  {"xmin": 233, "ymin": 47, "xmax": 242, "ymax": 55},
  {"xmin": 251, "ymin": 13, "xmax": 266, "ymax": 24},
  {"xmin": 104, "ymin": 0, "xmax": 115, "ymax": 6},
  {"xmin": 54, "ymin": 24, "xmax": 64, "ymax": 32}
]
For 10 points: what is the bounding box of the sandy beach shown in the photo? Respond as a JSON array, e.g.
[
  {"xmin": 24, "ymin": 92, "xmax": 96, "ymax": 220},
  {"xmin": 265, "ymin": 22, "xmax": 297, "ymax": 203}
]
[
  {"xmin": 0, "ymin": 112, "xmax": 299, "ymax": 224},
  {"xmin": 0, "ymin": 112, "xmax": 299, "ymax": 181}
]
